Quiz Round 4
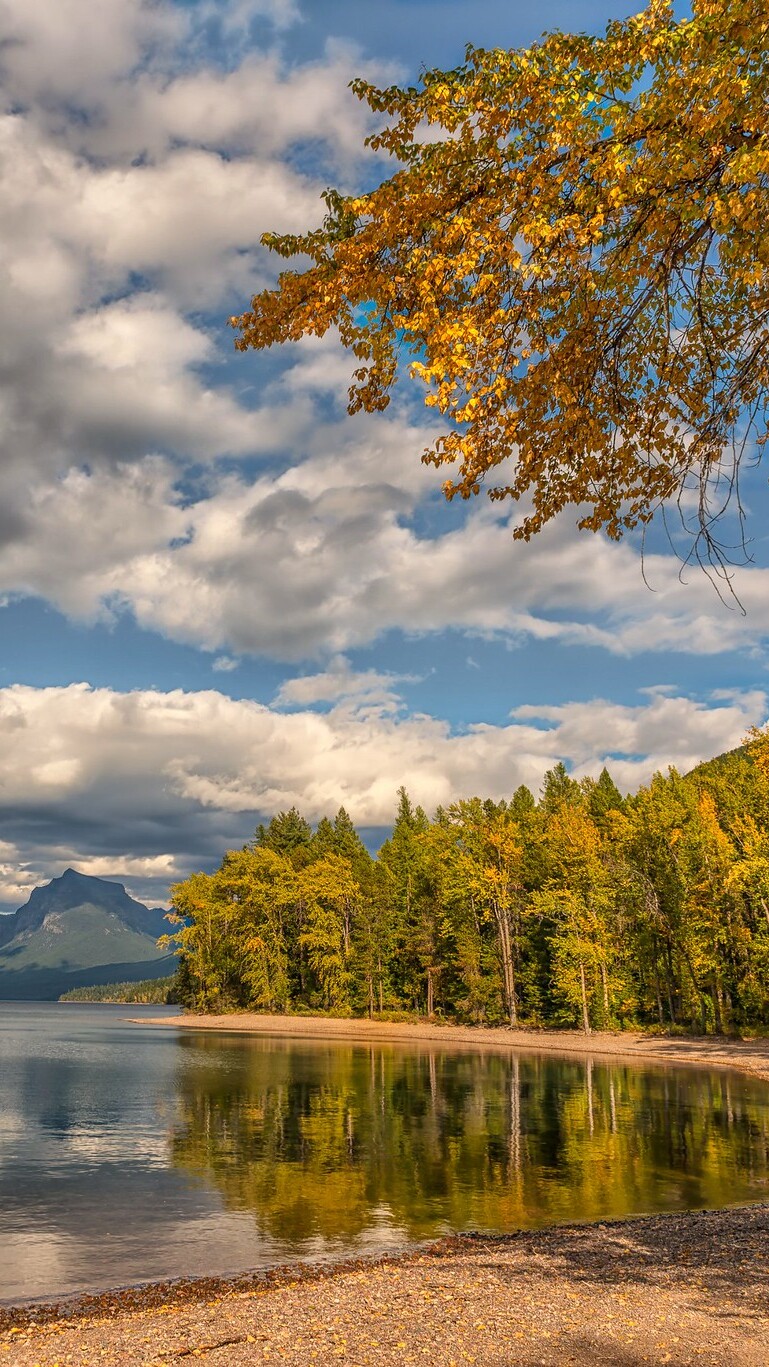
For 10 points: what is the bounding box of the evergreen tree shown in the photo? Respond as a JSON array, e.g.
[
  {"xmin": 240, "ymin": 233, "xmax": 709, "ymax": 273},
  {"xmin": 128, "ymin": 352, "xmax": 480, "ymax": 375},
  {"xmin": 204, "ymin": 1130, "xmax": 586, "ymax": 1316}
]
[
  {"xmin": 378, "ymin": 789, "xmax": 436, "ymax": 1012},
  {"xmin": 254, "ymin": 808, "xmax": 313, "ymax": 865},
  {"xmin": 540, "ymin": 763, "xmax": 583, "ymax": 814},
  {"xmin": 584, "ymin": 768, "xmax": 625, "ymax": 830}
]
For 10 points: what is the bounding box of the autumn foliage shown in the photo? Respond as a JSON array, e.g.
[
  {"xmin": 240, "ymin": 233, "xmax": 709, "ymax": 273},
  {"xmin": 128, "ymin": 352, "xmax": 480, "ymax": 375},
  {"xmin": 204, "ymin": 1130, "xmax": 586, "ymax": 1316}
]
[
  {"xmin": 166, "ymin": 732, "xmax": 769, "ymax": 1035},
  {"xmin": 231, "ymin": 1, "xmax": 769, "ymax": 559}
]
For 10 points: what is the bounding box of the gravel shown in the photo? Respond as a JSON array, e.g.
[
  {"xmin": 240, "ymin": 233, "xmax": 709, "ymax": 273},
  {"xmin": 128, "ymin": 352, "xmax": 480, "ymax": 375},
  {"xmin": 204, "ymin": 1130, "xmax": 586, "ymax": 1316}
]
[{"xmin": 3, "ymin": 1205, "xmax": 769, "ymax": 1366}]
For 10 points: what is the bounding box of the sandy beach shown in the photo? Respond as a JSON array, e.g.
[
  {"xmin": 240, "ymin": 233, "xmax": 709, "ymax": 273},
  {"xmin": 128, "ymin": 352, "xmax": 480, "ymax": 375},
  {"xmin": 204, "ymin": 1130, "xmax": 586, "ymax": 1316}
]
[{"xmin": 136, "ymin": 1010, "xmax": 769, "ymax": 1085}]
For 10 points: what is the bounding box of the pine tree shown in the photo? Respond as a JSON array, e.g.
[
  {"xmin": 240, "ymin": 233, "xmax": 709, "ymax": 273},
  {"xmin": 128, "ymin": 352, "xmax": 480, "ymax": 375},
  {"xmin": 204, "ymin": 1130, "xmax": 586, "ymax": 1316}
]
[{"xmin": 254, "ymin": 808, "xmax": 313, "ymax": 865}]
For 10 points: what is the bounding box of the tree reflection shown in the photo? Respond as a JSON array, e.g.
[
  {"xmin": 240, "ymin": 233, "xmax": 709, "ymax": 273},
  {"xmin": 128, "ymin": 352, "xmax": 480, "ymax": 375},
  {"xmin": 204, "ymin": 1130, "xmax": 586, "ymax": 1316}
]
[{"xmin": 169, "ymin": 1037, "xmax": 769, "ymax": 1251}]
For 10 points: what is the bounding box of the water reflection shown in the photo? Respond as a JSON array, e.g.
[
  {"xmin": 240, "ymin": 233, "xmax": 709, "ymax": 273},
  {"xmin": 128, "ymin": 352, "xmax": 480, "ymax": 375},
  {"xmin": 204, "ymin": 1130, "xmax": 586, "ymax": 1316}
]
[
  {"xmin": 1, "ymin": 1005, "xmax": 768, "ymax": 1303},
  {"xmin": 171, "ymin": 1034, "xmax": 769, "ymax": 1246}
]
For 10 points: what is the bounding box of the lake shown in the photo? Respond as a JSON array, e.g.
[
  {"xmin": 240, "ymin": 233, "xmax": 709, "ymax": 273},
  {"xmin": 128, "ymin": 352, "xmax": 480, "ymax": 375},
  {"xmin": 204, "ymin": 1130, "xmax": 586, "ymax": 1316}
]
[{"xmin": 1, "ymin": 1002, "xmax": 768, "ymax": 1303}]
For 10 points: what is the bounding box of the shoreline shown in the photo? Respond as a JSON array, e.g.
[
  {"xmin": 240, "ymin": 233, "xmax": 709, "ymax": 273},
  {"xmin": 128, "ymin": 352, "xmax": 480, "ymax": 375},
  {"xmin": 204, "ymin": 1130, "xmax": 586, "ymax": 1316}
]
[
  {"xmin": 4, "ymin": 1205, "xmax": 769, "ymax": 1363},
  {"xmin": 134, "ymin": 1010, "xmax": 769, "ymax": 1084}
]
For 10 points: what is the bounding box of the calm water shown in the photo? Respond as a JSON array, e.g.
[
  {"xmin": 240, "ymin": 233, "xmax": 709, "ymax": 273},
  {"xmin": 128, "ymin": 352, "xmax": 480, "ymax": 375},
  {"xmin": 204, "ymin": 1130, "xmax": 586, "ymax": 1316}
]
[{"xmin": 2, "ymin": 1003, "xmax": 769, "ymax": 1302}]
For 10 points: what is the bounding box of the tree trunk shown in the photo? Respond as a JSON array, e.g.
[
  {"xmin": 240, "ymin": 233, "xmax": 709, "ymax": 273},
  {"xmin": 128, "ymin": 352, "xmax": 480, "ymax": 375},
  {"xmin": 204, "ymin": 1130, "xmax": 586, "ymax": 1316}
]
[
  {"xmin": 664, "ymin": 940, "xmax": 678, "ymax": 1023},
  {"xmin": 600, "ymin": 961, "xmax": 610, "ymax": 1020},
  {"xmin": 679, "ymin": 940, "xmax": 709, "ymax": 1034},
  {"xmin": 426, "ymin": 967, "xmax": 434, "ymax": 1018},
  {"xmin": 495, "ymin": 905, "xmax": 517, "ymax": 1027},
  {"xmin": 667, "ymin": 980, "xmax": 677, "ymax": 1024},
  {"xmin": 711, "ymin": 979, "xmax": 723, "ymax": 1035},
  {"xmin": 652, "ymin": 954, "xmax": 665, "ymax": 1026},
  {"xmin": 579, "ymin": 960, "xmax": 591, "ymax": 1035}
]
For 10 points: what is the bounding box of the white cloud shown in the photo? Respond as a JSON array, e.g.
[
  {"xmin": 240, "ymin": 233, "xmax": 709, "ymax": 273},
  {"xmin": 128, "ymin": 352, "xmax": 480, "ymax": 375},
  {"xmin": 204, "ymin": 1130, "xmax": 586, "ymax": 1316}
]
[
  {"xmin": 508, "ymin": 691, "xmax": 769, "ymax": 788},
  {"xmin": 0, "ymin": 459, "xmax": 186, "ymax": 617},
  {"xmin": 98, "ymin": 46, "xmax": 393, "ymax": 165},
  {"xmin": 0, "ymin": 681, "xmax": 762, "ymax": 908},
  {"xmin": 2, "ymin": 397, "xmax": 769, "ymax": 661},
  {"xmin": 274, "ymin": 654, "xmax": 414, "ymax": 709},
  {"xmin": 53, "ymin": 297, "xmax": 262, "ymax": 459},
  {"xmin": 0, "ymin": 0, "xmax": 370, "ymax": 158},
  {"xmin": 0, "ymin": 1, "xmax": 395, "ymax": 522},
  {"xmin": 0, "ymin": 0, "xmax": 181, "ymax": 108},
  {"xmin": 74, "ymin": 151, "xmax": 324, "ymax": 305},
  {"xmin": 73, "ymin": 854, "xmax": 179, "ymax": 886}
]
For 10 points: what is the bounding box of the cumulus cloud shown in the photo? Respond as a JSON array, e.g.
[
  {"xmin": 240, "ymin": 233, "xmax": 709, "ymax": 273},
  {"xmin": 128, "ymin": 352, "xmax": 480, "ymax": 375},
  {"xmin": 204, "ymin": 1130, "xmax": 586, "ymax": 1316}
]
[
  {"xmin": 507, "ymin": 691, "xmax": 769, "ymax": 785},
  {"xmin": 0, "ymin": 0, "xmax": 391, "ymax": 490},
  {"xmin": 0, "ymin": 0, "xmax": 181, "ymax": 109},
  {"xmin": 274, "ymin": 654, "xmax": 416, "ymax": 710},
  {"xmin": 74, "ymin": 151, "xmax": 325, "ymax": 305},
  {"xmin": 94, "ymin": 46, "xmax": 393, "ymax": 166},
  {"xmin": 4, "ymin": 420, "xmax": 768, "ymax": 660},
  {"xmin": 0, "ymin": 0, "xmax": 366, "ymax": 156},
  {"xmin": 0, "ymin": 0, "xmax": 766, "ymax": 676},
  {"xmin": 0, "ymin": 681, "xmax": 762, "ymax": 910},
  {"xmin": 0, "ymin": 0, "xmax": 404, "ymax": 650}
]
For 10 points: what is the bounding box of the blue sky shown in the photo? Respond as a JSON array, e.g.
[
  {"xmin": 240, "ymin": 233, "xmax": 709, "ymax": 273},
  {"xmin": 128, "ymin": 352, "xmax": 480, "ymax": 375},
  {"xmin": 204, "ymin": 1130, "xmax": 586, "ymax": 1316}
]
[{"xmin": 0, "ymin": 0, "xmax": 766, "ymax": 910}]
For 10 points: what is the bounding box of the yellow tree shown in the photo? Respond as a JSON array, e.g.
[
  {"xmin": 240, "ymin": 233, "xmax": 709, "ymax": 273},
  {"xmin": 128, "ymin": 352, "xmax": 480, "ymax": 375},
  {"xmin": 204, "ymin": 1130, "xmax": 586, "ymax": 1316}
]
[
  {"xmin": 164, "ymin": 849, "xmax": 295, "ymax": 1011},
  {"xmin": 677, "ymin": 792, "xmax": 738, "ymax": 1033},
  {"xmin": 726, "ymin": 815, "xmax": 769, "ymax": 1021},
  {"xmin": 298, "ymin": 854, "xmax": 360, "ymax": 1011},
  {"xmin": 436, "ymin": 799, "xmax": 527, "ymax": 1026},
  {"xmin": 538, "ymin": 805, "xmax": 620, "ymax": 1033},
  {"xmin": 232, "ymin": 1, "xmax": 769, "ymax": 560},
  {"xmin": 163, "ymin": 870, "xmax": 224, "ymax": 1009},
  {"xmin": 215, "ymin": 847, "xmax": 295, "ymax": 1012},
  {"xmin": 718, "ymin": 725, "xmax": 769, "ymax": 1022}
]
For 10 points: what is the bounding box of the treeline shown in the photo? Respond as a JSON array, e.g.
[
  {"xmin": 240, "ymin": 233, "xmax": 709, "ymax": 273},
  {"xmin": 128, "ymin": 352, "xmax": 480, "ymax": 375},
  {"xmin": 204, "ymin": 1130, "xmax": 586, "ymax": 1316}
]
[
  {"xmin": 165, "ymin": 729, "xmax": 769, "ymax": 1035},
  {"xmin": 59, "ymin": 976, "xmax": 177, "ymax": 1004}
]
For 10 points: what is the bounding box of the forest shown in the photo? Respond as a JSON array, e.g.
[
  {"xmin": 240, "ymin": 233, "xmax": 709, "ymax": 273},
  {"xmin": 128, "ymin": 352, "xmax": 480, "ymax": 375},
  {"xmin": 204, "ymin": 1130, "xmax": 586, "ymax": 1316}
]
[
  {"xmin": 59, "ymin": 977, "xmax": 177, "ymax": 1004},
  {"xmin": 165, "ymin": 728, "xmax": 769, "ymax": 1036}
]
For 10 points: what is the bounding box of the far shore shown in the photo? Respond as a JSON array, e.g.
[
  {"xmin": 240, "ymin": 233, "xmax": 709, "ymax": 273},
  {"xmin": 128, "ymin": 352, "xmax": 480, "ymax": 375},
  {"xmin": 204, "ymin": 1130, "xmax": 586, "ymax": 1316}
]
[{"xmin": 135, "ymin": 1010, "xmax": 769, "ymax": 1084}]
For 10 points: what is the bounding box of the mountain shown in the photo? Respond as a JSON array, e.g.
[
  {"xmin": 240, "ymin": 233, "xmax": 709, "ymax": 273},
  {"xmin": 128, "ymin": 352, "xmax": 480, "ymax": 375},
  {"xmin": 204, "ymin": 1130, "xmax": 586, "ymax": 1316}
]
[{"xmin": 0, "ymin": 869, "xmax": 176, "ymax": 1000}]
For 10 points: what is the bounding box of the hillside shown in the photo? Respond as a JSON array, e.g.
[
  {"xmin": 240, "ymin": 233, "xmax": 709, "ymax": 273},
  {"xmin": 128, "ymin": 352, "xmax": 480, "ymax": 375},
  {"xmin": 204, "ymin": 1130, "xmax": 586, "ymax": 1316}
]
[
  {"xmin": 0, "ymin": 869, "xmax": 176, "ymax": 1000},
  {"xmin": 59, "ymin": 975, "xmax": 177, "ymax": 1004}
]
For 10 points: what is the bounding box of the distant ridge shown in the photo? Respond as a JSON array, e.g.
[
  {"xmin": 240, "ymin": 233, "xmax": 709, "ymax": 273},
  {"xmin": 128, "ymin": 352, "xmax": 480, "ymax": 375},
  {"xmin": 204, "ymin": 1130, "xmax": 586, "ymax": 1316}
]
[{"xmin": 0, "ymin": 869, "xmax": 174, "ymax": 1000}]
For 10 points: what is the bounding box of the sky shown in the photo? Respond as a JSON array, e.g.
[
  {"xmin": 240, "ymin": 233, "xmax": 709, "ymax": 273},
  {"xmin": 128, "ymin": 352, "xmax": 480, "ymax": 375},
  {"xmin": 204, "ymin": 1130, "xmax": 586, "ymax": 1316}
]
[{"xmin": 0, "ymin": 0, "xmax": 767, "ymax": 911}]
